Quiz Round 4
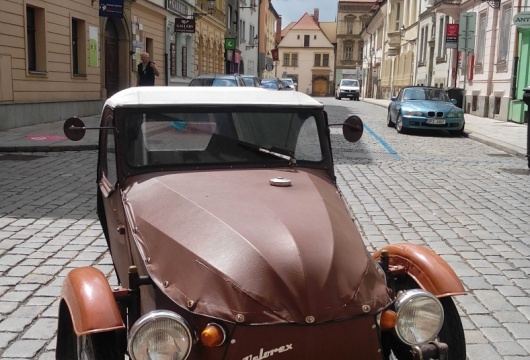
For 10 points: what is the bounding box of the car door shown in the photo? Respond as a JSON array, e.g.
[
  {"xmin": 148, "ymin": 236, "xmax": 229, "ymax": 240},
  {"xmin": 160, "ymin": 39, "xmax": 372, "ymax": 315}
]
[
  {"xmin": 98, "ymin": 107, "xmax": 133, "ymax": 286},
  {"xmin": 390, "ymin": 89, "xmax": 404, "ymax": 120}
]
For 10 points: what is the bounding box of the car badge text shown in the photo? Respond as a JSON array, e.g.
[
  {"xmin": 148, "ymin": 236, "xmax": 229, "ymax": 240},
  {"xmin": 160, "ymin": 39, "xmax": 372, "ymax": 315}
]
[{"xmin": 242, "ymin": 343, "xmax": 293, "ymax": 360}]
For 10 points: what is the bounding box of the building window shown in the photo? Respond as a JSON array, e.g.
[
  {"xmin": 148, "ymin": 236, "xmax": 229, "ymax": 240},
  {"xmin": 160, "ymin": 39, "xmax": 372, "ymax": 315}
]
[
  {"xmin": 476, "ymin": 12, "xmax": 487, "ymax": 65},
  {"xmin": 347, "ymin": 20, "xmax": 353, "ymax": 34},
  {"xmin": 314, "ymin": 54, "xmax": 321, "ymax": 66},
  {"xmin": 283, "ymin": 53, "xmax": 298, "ymax": 67},
  {"xmin": 314, "ymin": 53, "xmax": 329, "ymax": 67},
  {"xmin": 344, "ymin": 43, "xmax": 353, "ymax": 60},
  {"xmin": 72, "ymin": 18, "xmax": 87, "ymax": 75},
  {"xmin": 419, "ymin": 26, "xmax": 427, "ymax": 64},
  {"xmin": 394, "ymin": 2, "xmax": 401, "ymax": 31},
  {"xmin": 240, "ymin": 20, "xmax": 245, "ymax": 42},
  {"xmin": 358, "ymin": 41, "xmax": 363, "ymax": 61},
  {"xmin": 498, "ymin": 5, "xmax": 511, "ymax": 63},
  {"xmin": 292, "ymin": 53, "xmax": 298, "ymax": 67},
  {"xmin": 304, "ymin": 35, "xmax": 310, "ymax": 47},
  {"xmin": 26, "ymin": 5, "xmax": 46, "ymax": 72},
  {"xmin": 227, "ymin": 5, "xmax": 232, "ymax": 29},
  {"xmin": 249, "ymin": 25, "xmax": 255, "ymax": 45},
  {"xmin": 437, "ymin": 17, "xmax": 445, "ymax": 59}
]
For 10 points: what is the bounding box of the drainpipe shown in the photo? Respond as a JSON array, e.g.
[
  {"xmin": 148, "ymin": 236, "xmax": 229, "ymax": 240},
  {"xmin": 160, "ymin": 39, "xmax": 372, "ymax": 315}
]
[
  {"xmin": 367, "ymin": 30, "xmax": 374, "ymax": 98},
  {"xmin": 511, "ymin": 0, "xmax": 522, "ymax": 100},
  {"xmin": 413, "ymin": 0, "xmax": 422, "ymax": 86},
  {"xmin": 486, "ymin": 8, "xmax": 499, "ymax": 103}
]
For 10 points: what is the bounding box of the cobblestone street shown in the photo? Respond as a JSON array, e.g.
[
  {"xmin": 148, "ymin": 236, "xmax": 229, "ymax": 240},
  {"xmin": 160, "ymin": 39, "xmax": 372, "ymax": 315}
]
[{"xmin": 0, "ymin": 100, "xmax": 529, "ymax": 359}]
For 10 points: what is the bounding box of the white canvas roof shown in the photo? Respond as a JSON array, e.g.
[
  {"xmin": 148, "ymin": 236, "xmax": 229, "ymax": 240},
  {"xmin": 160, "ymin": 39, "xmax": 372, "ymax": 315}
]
[{"xmin": 105, "ymin": 87, "xmax": 324, "ymax": 108}]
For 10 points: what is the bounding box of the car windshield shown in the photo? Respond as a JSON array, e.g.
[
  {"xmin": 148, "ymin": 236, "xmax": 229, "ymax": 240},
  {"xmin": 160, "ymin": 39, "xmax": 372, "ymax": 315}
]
[
  {"xmin": 261, "ymin": 81, "xmax": 278, "ymax": 90},
  {"xmin": 403, "ymin": 88, "xmax": 450, "ymax": 101},
  {"xmin": 341, "ymin": 80, "xmax": 358, "ymax": 86},
  {"xmin": 282, "ymin": 79, "xmax": 293, "ymax": 85},
  {"xmin": 190, "ymin": 78, "xmax": 238, "ymax": 86},
  {"xmin": 242, "ymin": 78, "xmax": 256, "ymax": 86},
  {"xmin": 122, "ymin": 109, "xmax": 323, "ymax": 168}
]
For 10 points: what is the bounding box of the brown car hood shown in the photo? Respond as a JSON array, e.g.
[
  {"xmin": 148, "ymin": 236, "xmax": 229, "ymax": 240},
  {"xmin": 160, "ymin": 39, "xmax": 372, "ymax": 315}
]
[{"xmin": 123, "ymin": 168, "xmax": 390, "ymax": 324}]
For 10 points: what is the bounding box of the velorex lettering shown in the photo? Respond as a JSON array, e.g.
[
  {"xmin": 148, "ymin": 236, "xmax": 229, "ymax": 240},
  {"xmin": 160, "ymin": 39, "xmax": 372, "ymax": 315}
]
[{"xmin": 242, "ymin": 344, "xmax": 293, "ymax": 360}]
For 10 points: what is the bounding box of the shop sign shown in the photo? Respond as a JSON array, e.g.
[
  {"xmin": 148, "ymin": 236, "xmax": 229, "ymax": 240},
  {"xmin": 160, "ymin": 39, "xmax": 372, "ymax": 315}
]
[
  {"xmin": 167, "ymin": 0, "xmax": 188, "ymax": 16},
  {"xmin": 175, "ymin": 18, "xmax": 195, "ymax": 33},
  {"xmin": 99, "ymin": 0, "xmax": 124, "ymax": 18},
  {"xmin": 225, "ymin": 38, "xmax": 236, "ymax": 50},
  {"xmin": 445, "ymin": 24, "xmax": 459, "ymax": 49},
  {"xmin": 513, "ymin": 11, "xmax": 530, "ymax": 28}
]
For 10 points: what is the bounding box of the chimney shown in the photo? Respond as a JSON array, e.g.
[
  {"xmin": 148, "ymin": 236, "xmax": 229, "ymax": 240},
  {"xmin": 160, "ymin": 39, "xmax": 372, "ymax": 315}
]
[
  {"xmin": 276, "ymin": 16, "xmax": 282, "ymax": 43},
  {"xmin": 313, "ymin": 8, "xmax": 319, "ymax": 23}
]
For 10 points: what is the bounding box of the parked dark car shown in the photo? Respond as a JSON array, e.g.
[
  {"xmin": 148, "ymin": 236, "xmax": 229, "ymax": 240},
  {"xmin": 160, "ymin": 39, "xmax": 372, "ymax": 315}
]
[
  {"xmin": 240, "ymin": 74, "xmax": 261, "ymax": 87},
  {"xmin": 260, "ymin": 78, "xmax": 288, "ymax": 90},
  {"xmin": 189, "ymin": 74, "xmax": 246, "ymax": 87},
  {"xmin": 387, "ymin": 86, "xmax": 466, "ymax": 136},
  {"xmin": 57, "ymin": 86, "xmax": 466, "ymax": 360}
]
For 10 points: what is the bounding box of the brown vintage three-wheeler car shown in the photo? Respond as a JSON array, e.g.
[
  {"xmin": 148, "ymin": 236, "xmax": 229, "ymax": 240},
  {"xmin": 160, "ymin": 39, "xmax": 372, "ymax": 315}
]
[{"xmin": 57, "ymin": 87, "xmax": 466, "ymax": 360}]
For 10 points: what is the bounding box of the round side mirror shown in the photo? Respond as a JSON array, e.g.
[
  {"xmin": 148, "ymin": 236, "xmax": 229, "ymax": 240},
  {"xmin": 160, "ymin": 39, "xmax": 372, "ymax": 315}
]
[
  {"xmin": 63, "ymin": 117, "xmax": 86, "ymax": 141},
  {"xmin": 342, "ymin": 115, "xmax": 363, "ymax": 143}
]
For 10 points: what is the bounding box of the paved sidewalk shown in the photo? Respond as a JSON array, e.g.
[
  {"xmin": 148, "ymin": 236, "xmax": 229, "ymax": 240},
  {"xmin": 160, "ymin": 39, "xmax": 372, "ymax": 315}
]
[{"xmin": 0, "ymin": 100, "xmax": 527, "ymax": 160}]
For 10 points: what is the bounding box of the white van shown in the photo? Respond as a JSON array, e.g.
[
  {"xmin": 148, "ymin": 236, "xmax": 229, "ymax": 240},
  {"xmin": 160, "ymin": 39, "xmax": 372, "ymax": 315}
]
[{"xmin": 335, "ymin": 79, "xmax": 360, "ymax": 101}]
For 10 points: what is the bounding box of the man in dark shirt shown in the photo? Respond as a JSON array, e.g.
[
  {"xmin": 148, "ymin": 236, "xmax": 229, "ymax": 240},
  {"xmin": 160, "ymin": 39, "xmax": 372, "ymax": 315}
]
[{"xmin": 136, "ymin": 52, "xmax": 160, "ymax": 86}]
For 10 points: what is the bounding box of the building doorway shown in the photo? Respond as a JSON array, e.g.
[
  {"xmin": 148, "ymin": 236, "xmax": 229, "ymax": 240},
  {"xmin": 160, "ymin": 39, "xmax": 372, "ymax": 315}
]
[{"xmin": 312, "ymin": 76, "xmax": 328, "ymax": 96}]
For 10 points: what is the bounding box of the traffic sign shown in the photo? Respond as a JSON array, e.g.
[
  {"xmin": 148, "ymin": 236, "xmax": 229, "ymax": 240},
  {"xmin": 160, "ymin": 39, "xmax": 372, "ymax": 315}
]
[{"xmin": 458, "ymin": 12, "xmax": 476, "ymax": 52}]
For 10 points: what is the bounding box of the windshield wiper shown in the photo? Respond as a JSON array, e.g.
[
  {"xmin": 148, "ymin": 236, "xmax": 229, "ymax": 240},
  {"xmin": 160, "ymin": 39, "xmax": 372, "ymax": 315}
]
[{"xmin": 238, "ymin": 141, "xmax": 297, "ymax": 165}]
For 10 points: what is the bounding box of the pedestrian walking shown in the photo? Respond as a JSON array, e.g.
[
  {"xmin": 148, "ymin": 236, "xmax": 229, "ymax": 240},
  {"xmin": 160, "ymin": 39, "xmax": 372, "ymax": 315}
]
[{"xmin": 136, "ymin": 52, "xmax": 160, "ymax": 86}]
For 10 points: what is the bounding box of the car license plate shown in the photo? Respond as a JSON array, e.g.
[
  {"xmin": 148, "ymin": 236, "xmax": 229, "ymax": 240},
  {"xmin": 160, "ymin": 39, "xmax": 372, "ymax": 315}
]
[{"xmin": 427, "ymin": 119, "xmax": 446, "ymax": 125}]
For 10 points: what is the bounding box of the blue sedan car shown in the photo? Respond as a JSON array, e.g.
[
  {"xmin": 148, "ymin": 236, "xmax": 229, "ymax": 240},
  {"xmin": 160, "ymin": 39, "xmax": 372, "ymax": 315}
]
[{"xmin": 387, "ymin": 86, "xmax": 465, "ymax": 135}]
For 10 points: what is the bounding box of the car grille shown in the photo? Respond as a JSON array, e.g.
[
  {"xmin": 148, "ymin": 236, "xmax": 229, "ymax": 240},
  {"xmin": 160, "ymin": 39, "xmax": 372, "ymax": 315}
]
[
  {"xmin": 422, "ymin": 123, "xmax": 448, "ymax": 128},
  {"xmin": 427, "ymin": 111, "xmax": 444, "ymax": 118}
]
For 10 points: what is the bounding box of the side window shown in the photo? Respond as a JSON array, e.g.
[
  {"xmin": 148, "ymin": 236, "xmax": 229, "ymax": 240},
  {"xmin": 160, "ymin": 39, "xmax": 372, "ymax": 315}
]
[{"xmin": 102, "ymin": 108, "xmax": 117, "ymax": 187}]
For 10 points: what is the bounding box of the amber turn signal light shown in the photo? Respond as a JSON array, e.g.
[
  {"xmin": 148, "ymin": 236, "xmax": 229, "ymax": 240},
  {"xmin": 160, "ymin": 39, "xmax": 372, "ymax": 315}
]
[
  {"xmin": 201, "ymin": 323, "xmax": 226, "ymax": 347},
  {"xmin": 379, "ymin": 309, "xmax": 397, "ymax": 329}
]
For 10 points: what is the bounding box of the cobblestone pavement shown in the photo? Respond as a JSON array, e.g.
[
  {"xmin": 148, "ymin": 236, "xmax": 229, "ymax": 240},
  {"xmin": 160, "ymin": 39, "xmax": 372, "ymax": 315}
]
[
  {"xmin": 321, "ymin": 97, "xmax": 530, "ymax": 360},
  {"xmin": 0, "ymin": 99, "xmax": 529, "ymax": 359}
]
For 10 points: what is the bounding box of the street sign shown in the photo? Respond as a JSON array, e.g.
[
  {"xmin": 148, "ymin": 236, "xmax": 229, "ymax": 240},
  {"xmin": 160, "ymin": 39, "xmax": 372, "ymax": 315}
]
[
  {"xmin": 513, "ymin": 11, "xmax": 530, "ymax": 28},
  {"xmin": 458, "ymin": 12, "xmax": 476, "ymax": 52}
]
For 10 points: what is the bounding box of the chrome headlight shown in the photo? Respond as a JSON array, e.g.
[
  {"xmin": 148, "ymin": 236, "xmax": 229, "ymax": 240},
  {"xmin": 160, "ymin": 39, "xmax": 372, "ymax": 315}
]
[
  {"xmin": 405, "ymin": 110, "xmax": 423, "ymax": 116},
  {"xmin": 394, "ymin": 289, "xmax": 444, "ymax": 346},
  {"xmin": 128, "ymin": 310, "xmax": 193, "ymax": 360}
]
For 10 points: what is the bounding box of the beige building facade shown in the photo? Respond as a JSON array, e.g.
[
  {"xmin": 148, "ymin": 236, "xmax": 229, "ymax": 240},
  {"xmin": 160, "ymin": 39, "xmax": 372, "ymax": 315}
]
[
  {"xmin": 277, "ymin": 11, "xmax": 335, "ymax": 96},
  {"xmin": 0, "ymin": 0, "xmax": 222, "ymax": 130}
]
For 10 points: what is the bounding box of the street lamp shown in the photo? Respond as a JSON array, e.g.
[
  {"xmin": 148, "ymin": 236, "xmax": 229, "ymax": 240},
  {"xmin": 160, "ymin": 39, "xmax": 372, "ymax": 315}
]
[{"xmin": 207, "ymin": 0, "xmax": 215, "ymax": 14}]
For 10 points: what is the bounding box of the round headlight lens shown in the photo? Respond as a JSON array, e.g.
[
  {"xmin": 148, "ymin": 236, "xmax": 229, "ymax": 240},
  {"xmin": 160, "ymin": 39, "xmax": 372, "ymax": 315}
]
[
  {"xmin": 394, "ymin": 289, "xmax": 444, "ymax": 346},
  {"xmin": 128, "ymin": 310, "xmax": 192, "ymax": 360}
]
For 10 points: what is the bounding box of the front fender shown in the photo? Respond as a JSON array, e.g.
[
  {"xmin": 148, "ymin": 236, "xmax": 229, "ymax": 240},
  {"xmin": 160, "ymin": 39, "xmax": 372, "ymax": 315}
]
[
  {"xmin": 373, "ymin": 243, "xmax": 466, "ymax": 297},
  {"xmin": 59, "ymin": 266, "xmax": 125, "ymax": 336}
]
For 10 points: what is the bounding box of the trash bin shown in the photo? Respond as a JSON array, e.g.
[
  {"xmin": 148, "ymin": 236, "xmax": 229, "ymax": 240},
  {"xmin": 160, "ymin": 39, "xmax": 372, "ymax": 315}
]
[
  {"xmin": 445, "ymin": 87, "xmax": 464, "ymax": 109},
  {"xmin": 523, "ymin": 86, "xmax": 530, "ymax": 169}
]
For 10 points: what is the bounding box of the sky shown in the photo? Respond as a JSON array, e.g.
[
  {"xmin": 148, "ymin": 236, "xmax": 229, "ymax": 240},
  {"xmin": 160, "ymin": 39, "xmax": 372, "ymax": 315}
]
[{"xmin": 271, "ymin": 0, "xmax": 339, "ymax": 27}]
